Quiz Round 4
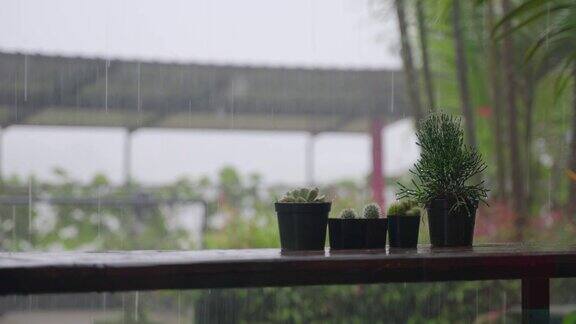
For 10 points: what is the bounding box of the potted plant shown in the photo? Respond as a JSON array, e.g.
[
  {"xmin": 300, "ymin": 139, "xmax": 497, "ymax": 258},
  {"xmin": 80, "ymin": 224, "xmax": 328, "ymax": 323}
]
[
  {"xmin": 275, "ymin": 187, "xmax": 330, "ymax": 251},
  {"xmin": 362, "ymin": 203, "xmax": 387, "ymax": 249},
  {"xmin": 398, "ymin": 112, "xmax": 488, "ymax": 247},
  {"xmin": 387, "ymin": 200, "xmax": 420, "ymax": 248},
  {"xmin": 329, "ymin": 204, "xmax": 388, "ymax": 250},
  {"xmin": 328, "ymin": 208, "xmax": 365, "ymax": 250}
]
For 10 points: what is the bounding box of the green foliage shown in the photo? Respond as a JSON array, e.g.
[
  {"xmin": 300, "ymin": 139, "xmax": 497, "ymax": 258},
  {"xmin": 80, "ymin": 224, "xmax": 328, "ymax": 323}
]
[
  {"xmin": 362, "ymin": 203, "xmax": 381, "ymax": 219},
  {"xmin": 387, "ymin": 200, "xmax": 418, "ymax": 216},
  {"xmin": 406, "ymin": 207, "xmax": 421, "ymax": 217},
  {"xmin": 278, "ymin": 187, "xmax": 326, "ymax": 203},
  {"xmin": 339, "ymin": 208, "xmax": 357, "ymax": 219},
  {"xmin": 0, "ymin": 171, "xmax": 197, "ymax": 252},
  {"xmin": 398, "ymin": 112, "xmax": 488, "ymax": 214},
  {"xmin": 387, "ymin": 202, "xmax": 404, "ymax": 216},
  {"xmin": 400, "ymin": 199, "xmax": 418, "ymax": 213},
  {"xmin": 6, "ymin": 166, "xmax": 566, "ymax": 323}
]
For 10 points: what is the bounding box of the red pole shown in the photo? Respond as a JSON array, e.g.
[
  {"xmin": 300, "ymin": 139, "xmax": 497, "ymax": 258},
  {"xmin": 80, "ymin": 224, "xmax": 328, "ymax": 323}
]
[{"xmin": 371, "ymin": 117, "xmax": 385, "ymax": 209}]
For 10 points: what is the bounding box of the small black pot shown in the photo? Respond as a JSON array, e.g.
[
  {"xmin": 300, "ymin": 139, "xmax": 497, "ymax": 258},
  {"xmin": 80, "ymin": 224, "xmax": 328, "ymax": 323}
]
[
  {"xmin": 427, "ymin": 199, "xmax": 477, "ymax": 247},
  {"xmin": 388, "ymin": 215, "xmax": 420, "ymax": 248},
  {"xmin": 328, "ymin": 218, "xmax": 365, "ymax": 250},
  {"xmin": 364, "ymin": 218, "xmax": 388, "ymax": 249},
  {"xmin": 275, "ymin": 202, "xmax": 331, "ymax": 251}
]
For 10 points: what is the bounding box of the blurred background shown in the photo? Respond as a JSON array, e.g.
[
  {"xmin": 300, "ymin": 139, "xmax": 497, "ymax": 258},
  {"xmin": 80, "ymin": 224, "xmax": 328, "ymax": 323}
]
[{"xmin": 0, "ymin": 0, "xmax": 575, "ymax": 322}]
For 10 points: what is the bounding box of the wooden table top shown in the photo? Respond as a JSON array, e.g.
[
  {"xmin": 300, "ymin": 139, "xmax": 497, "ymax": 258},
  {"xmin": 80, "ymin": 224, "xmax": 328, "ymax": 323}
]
[{"xmin": 1, "ymin": 243, "xmax": 575, "ymax": 295}]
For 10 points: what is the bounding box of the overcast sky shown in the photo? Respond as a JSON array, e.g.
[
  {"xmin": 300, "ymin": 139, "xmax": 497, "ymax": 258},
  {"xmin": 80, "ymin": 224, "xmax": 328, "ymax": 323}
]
[{"xmin": 0, "ymin": 0, "xmax": 416, "ymax": 186}]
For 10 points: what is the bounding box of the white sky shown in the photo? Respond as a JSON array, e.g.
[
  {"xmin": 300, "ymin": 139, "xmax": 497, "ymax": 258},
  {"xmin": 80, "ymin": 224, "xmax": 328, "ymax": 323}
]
[{"xmin": 0, "ymin": 0, "xmax": 416, "ymax": 186}]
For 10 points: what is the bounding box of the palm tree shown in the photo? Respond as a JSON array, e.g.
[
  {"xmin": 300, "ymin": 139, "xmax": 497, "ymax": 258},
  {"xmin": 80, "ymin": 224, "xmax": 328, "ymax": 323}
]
[
  {"xmin": 395, "ymin": 0, "xmax": 423, "ymax": 122},
  {"xmin": 485, "ymin": 0, "xmax": 507, "ymax": 200},
  {"xmin": 416, "ymin": 0, "xmax": 436, "ymax": 110},
  {"xmin": 570, "ymin": 66, "xmax": 576, "ymax": 216},
  {"xmin": 493, "ymin": 0, "xmax": 576, "ymax": 217},
  {"xmin": 451, "ymin": 0, "xmax": 477, "ymax": 148},
  {"xmin": 500, "ymin": 0, "xmax": 526, "ymax": 238}
]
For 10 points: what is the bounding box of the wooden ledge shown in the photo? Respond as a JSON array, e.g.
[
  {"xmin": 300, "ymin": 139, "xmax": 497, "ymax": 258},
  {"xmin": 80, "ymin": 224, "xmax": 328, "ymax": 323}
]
[{"xmin": 1, "ymin": 243, "xmax": 575, "ymax": 295}]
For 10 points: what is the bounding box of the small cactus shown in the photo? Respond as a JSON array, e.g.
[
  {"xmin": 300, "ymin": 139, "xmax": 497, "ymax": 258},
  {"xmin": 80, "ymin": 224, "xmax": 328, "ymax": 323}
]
[
  {"xmin": 387, "ymin": 202, "xmax": 404, "ymax": 216},
  {"xmin": 400, "ymin": 199, "xmax": 417, "ymax": 212},
  {"xmin": 405, "ymin": 207, "xmax": 421, "ymax": 217},
  {"xmin": 362, "ymin": 203, "xmax": 381, "ymax": 219},
  {"xmin": 388, "ymin": 200, "xmax": 419, "ymax": 216},
  {"xmin": 340, "ymin": 208, "xmax": 357, "ymax": 219},
  {"xmin": 278, "ymin": 187, "xmax": 326, "ymax": 203}
]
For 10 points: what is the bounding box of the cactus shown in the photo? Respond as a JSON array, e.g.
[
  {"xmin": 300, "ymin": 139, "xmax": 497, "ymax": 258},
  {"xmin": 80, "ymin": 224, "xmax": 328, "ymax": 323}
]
[
  {"xmin": 405, "ymin": 207, "xmax": 421, "ymax": 217},
  {"xmin": 388, "ymin": 200, "xmax": 419, "ymax": 216},
  {"xmin": 340, "ymin": 208, "xmax": 357, "ymax": 219},
  {"xmin": 387, "ymin": 202, "xmax": 404, "ymax": 216},
  {"xmin": 362, "ymin": 203, "xmax": 381, "ymax": 219},
  {"xmin": 278, "ymin": 187, "xmax": 326, "ymax": 203},
  {"xmin": 400, "ymin": 199, "xmax": 417, "ymax": 212}
]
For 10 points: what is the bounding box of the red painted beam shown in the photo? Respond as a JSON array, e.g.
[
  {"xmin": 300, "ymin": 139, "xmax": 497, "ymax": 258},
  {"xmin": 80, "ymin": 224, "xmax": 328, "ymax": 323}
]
[{"xmin": 371, "ymin": 117, "xmax": 384, "ymax": 209}]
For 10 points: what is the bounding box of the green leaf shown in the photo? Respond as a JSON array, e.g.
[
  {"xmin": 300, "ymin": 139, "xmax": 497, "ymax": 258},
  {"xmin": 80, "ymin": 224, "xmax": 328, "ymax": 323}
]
[
  {"xmin": 525, "ymin": 24, "xmax": 576, "ymax": 61},
  {"xmin": 307, "ymin": 187, "xmax": 319, "ymax": 202},
  {"xmin": 492, "ymin": 5, "xmax": 574, "ymax": 40},
  {"xmin": 493, "ymin": 0, "xmax": 566, "ymax": 34}
]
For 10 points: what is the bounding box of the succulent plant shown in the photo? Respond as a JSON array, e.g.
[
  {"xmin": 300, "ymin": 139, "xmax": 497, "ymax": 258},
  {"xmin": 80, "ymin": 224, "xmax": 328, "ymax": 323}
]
[
  {"xmin": 340, "ymin": 208, "xmax": 357, "ymax": 219},
  {"xmin": 387, "ymin": 202, "xmax": 404, "ymax": 216},
  {"xmin": 400, "ymin": 199, "xmax": 417, "ymax": 212},
  {"xmin": 362, "ymin": 203, "xmax": 381, "ymax": 219},
  {"xmin": 387, "ymin": 200, "xmax": 419, "ymax": 216},
  {"xmin": 277, "ymin": 187, "xmax": 326, "ymax": 203},
  {"xmin": 405, "ymin": 207, "xmax": 421, "ymax": 217}
]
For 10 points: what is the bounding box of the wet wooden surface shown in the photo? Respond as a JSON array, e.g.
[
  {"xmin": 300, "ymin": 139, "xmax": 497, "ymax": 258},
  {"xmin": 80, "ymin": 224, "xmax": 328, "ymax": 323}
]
[{"xmin": 1, "ymin": 243, "xmax": 575, "ymax": 295}]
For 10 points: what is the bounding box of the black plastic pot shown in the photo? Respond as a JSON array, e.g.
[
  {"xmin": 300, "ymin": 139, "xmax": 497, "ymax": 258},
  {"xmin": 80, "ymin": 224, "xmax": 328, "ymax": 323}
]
[
  {"xmin": 388, "ymin": 215, "xmax": 420, "ymax": 248},
  {"xmin": 275, "ymin": 202, "xmax": 331, "ymax": 251},
  {"xmin": 328, "ymin": 219, "xmax": 365, "ymax": 250},
  {"xmin": 365, "ymin": 218, "xmax": 388, "ymax": 249},
  {"xmin": 427, "ymin": 199, "xmax": 477, "ymax": 247}
]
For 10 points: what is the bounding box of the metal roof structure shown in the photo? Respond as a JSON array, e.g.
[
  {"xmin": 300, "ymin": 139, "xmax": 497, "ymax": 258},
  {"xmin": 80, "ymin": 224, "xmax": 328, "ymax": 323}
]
[{"xmin": 0, "ymin": 51, "xmax": 409, "ymax": 133}]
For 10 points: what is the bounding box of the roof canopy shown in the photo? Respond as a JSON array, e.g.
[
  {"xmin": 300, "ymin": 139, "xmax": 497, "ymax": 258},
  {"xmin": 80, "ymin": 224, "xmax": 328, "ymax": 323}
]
[{"xmin": 0, "ymin": 52, "xmax": 409, "ymax": 133}]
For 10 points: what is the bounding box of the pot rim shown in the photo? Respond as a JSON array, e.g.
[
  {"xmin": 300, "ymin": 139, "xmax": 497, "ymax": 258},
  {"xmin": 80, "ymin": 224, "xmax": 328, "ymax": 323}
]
[
  {"xmin": 275, "ymin": 201, "xmax": 331, "ymax": 213},
  {"xmin": 387, "ymin": 214, "xmax": 420, "ymax": 218},
  {"xmin": 275, "ymin": 201, "xmax": 332, "ymax": 206},
  {"xmin": 328, "ymin": 217, "xmax": 387, "ymax": 220},
  {"xmin": 426, "ymin": 197, "xmax": 479, "ymax": 208}
]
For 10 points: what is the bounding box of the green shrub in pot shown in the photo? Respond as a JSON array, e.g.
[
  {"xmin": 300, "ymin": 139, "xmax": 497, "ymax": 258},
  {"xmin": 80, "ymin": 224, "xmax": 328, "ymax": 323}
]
[{"xmin": 398, "ymin": 112, "xmax": 488, "ymax": 247}]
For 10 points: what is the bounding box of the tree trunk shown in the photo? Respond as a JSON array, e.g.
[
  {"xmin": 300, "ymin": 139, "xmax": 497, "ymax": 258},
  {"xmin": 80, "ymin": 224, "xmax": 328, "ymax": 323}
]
[
  {"xmin": 523, "ymin": 80, "xmax": 535, "ymax": 210},
  {"xmin": 550, "ymin": 140, "xmax": 564, "ymax": 211},
  {"xmin": 395, "ymin": 0, "xmax": 423, "ymax": 122},
  {"xmin": 486, "ymin": 0, "xmax": 507, "ymax": 200},
  {"xmin": 568, "ymin": 66, "xmax": 576, "ymax": 217},
  {"xmin": 416, "ymin": 0, "xmax": 435, "ymax": 110},
  {"xmin": 451, "ymin": 0, "xmax": 477, "ymax": 148},
  {"xmin": 501, "ymin": 0, "xmax": 526, "ymax": 240}
]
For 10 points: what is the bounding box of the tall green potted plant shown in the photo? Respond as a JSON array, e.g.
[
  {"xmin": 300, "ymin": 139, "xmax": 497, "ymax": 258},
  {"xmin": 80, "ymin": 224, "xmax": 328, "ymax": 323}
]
[
  {"xmin": 398, "ymin": 113, "xmax": 488, "ymax": 247},
  {"xmin": 275, "ymin": 187, "xmax": 330, "ymax": 251}
]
